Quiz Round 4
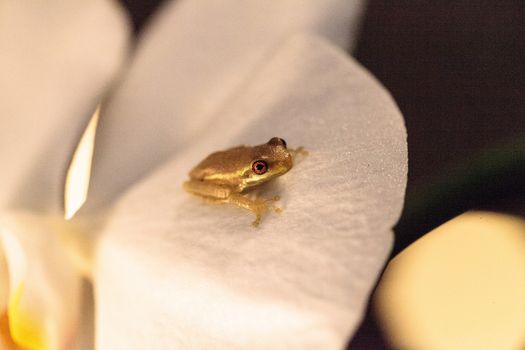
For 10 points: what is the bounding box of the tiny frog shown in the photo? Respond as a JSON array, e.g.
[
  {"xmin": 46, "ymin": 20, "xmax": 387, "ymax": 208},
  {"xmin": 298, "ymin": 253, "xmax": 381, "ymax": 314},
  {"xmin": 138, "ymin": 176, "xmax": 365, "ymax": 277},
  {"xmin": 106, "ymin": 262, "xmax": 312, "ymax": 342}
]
[{"xmin": 183, "ymin": 137, "xmax": 306, "ymax": 226}]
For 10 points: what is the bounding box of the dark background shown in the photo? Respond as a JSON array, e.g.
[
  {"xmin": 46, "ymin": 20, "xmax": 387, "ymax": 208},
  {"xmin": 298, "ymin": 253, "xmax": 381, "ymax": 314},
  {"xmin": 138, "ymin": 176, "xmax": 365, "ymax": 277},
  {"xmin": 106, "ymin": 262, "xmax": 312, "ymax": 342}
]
[
  {"xmin": 353, "ymin": 1, "xmax": 524, "ymax": 348},
  {"xmin": 119, "ymin": 1, "xmax": 525, "ymax": 348}
]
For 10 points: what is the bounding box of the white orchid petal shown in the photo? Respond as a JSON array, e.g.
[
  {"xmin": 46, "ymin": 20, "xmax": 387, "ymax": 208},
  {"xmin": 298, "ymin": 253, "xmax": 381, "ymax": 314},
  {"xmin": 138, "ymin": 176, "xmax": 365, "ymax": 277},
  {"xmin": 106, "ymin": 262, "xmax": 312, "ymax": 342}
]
[
  {"xmin": 0, "ymin": 0, "xmax": 129, "ymax": 212},
  {"xmin": 64, "ymin": 106, "xmax": 101, "ymax": 220},
  {"xmin": 0, "ymin": 212, "xmax": 83, "ymax": 350},
  {"xmin": 94, "ymin": 35, "xmax": 407, "ymax": 349},
  {"xmin": 86, "ymin": 0, "xmax": 365, "ymax": 212}
]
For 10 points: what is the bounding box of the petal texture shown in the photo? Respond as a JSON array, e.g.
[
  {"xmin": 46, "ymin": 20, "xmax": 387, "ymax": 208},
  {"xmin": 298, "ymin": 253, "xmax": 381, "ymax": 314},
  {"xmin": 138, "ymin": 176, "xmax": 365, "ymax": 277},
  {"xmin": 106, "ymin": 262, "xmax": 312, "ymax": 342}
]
[
  {"xmin": 86, "ymin": 0, "xmax": 365, "ymax": 212},
  {"xmin": 0, "ymin": 212, "xmax": 83, "ymax": 350},
  {"xmin": 94, "ymin": 35, "xmax": 407, "ymax": 349},
  {"xmin": 0, "ymin": 0, "xmax": 129, "ymax": 213}
]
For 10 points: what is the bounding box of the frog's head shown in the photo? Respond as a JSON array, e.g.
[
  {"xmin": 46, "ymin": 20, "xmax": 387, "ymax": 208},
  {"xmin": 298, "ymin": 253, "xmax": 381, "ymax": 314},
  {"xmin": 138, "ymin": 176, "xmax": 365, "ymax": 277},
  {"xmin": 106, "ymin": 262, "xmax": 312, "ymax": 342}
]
[{"xmin": 243, "ymin": 137, "xmax": 293, "ymax": 189}]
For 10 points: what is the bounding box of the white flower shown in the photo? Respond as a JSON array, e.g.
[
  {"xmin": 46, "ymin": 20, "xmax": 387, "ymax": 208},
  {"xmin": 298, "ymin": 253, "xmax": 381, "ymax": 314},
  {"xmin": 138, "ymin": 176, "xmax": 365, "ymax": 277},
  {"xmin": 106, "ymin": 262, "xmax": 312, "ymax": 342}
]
[
  {"xmin": 0, "ymin": 1, "xmax": 407, "ymax": 349},
  {"xmin": 0, "ymin": 1, "xmax": 128, "ymax": 348}
]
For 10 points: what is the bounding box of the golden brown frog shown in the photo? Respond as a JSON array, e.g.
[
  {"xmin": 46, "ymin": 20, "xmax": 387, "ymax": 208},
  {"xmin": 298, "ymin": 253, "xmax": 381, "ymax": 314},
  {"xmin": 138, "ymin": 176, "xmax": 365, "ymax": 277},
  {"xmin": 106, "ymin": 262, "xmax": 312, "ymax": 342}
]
[{"xmin": 183, "ymin": 137, "xmax": 305, "ymax": 226}]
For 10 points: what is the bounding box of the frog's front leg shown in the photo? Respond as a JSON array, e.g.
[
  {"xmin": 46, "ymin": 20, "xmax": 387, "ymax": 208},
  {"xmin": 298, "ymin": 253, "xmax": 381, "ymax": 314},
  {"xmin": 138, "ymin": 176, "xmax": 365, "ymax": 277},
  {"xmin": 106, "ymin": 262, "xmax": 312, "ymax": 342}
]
[
  {"xmin": 290, "ymin": 146, "xmax": 308, "ymax": 158},
  {"xmin": 225, "ymin": 193, "xmax": 282, "ymax": 227},
  {"xmin": 184, "ymin": 180, "xmax": 281, "ymax": 226}
]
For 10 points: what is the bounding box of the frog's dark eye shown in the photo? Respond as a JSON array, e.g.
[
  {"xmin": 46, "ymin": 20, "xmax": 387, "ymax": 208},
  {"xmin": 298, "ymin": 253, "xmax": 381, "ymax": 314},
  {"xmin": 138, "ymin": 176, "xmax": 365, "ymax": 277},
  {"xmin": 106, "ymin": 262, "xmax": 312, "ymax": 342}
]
[
  {"xmin": 252, "ymin": 160, "xmax": 268, "ymax": 175},
  {"xmin": 268, "ymin": 137, "xmax": 287, "ymax": 148}
]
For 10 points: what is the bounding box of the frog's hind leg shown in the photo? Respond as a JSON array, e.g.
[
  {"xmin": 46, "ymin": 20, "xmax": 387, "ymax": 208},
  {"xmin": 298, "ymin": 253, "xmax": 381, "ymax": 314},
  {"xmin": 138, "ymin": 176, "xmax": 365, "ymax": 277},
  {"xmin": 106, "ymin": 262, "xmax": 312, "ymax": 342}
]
[
  {"xmin": 183, "ymin": 180, "xmax": 231, "ymax": 199},
  {"xmin": 226, "ymin": 194, "xmax": 281, "ymax": 227}
]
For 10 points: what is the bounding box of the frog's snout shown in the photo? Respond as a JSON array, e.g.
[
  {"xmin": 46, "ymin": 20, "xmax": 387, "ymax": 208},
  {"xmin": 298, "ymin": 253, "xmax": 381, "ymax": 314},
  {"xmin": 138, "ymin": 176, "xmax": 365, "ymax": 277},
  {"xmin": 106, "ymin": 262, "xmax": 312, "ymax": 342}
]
[{"xmin": 275, "ymin": 153, "xmax": 293, "ymax": 176}]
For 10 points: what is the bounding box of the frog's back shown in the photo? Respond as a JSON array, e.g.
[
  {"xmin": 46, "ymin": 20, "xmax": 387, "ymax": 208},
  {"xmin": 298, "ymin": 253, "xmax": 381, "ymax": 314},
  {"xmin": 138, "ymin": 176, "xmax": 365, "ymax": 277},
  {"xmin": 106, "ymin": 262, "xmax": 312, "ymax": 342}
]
[{"xmin": 189, "ymin": 145, "xmax": 254, "ymax": 182}]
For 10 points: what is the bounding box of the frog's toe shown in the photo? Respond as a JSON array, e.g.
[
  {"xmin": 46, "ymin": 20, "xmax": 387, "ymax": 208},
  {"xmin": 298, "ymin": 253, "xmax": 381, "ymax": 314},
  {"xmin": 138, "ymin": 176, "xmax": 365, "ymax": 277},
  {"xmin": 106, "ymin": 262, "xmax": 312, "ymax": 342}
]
[
  {"xmin": 251, "ymin": 214, "xmax": 262, "ymax": 227},
  {"xmin": 262, "ymin": 195, "xmax": 279, "ymax": 203},
  {"xmin": 269, "ymin": 197, "xmax": 283, "ymax": 213},
  {"xmin": 248, "ymin": 196, "xmax": 283, "ymax": 227},
  {"xmin": 291, "ymin": 146, "xmax": 309, "ymax": 157},
  {"xmin": 261, "ymin": 196, "xmax": 282, "ymax": 214}
]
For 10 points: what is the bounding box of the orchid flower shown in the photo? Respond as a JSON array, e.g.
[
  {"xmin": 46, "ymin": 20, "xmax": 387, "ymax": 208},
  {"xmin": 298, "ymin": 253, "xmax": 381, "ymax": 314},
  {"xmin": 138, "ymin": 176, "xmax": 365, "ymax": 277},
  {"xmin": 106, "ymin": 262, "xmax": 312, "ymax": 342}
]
[{"xmin": 0, "ymin": 1, "xmax": 407, "ymax": 349}]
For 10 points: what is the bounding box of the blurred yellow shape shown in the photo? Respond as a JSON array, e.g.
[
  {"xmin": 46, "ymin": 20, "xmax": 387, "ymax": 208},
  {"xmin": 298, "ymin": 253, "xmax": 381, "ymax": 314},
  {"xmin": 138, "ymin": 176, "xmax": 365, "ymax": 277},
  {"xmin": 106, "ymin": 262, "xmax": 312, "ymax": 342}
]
[
  {"xmin": 64, "ymin": 106, "xmax": 100, "ymax": 220},
  {"xmin": 1, "ymin": 313, "xmax": 22, "ymax": 350},
  {"xmin": 9, "ymin": 284, "xmax": 47, "ymax": 350},
  {"xmin": 0, "ymin": 212, "xmax": 82, "ymax": 350},
  {"xmin": 375, "ymin": 211, "xmax": 525, "ymax": 350}
]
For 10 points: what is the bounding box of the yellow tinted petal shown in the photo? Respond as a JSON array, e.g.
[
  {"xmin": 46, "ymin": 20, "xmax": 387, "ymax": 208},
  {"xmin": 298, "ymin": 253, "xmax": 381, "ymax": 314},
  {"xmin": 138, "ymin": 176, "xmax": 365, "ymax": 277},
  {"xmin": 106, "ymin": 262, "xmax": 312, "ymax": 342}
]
[
  {"xmin": 375, "ymin": 211, "xmax": 525, "ymax": 350},
  {"xmin": 0, "ymin": 313, "xmax": 23, "ymax": 350},
  {"xmin": 0, "ymin": 251, "xmax": 8, "ymax": 316},
  {"xmin": 9, "ymin": 284, "xmax": 47, "ymax": 350},
  {"xmin": 0, "ymin": 212, "xmax": 83, "ymax": 350}
]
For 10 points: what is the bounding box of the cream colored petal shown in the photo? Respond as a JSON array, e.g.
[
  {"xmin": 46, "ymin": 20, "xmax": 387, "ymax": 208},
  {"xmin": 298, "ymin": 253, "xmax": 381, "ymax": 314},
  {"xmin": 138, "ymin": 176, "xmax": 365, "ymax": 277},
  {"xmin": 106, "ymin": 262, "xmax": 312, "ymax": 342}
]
[
  {"xmin": 0, "ymin": 0, "xmax": 129, "ymax": 213},
  {"xmin": 0, "ymin": 212, "xmax": 83, "ymax": 350},
  {"xmin": 64, "ymin": 107, "xmax": 101, "ymax": 221},
  {"xmin": 375, "ymin": 211, "xmax": 525, "ymax": 350},
  {"xmin": 94, "ymin": 35, "xmax": 407, "ymax": 349},
  {"xmin": 85, "ymin": 0, "xmax": 365, "ymax": 212}
]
